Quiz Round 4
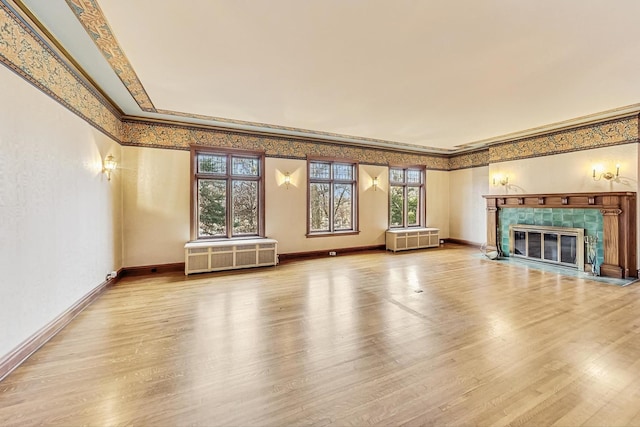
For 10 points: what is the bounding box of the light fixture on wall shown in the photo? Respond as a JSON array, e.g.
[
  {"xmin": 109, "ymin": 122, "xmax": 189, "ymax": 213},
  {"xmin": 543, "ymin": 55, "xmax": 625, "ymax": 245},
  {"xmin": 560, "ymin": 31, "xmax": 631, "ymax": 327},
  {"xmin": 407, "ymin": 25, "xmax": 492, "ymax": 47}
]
[
  {"xmin": 284, "ymin": 172, "xmax": 291, "ymax": 189},
  {"xmin": 372, "ymin": 176, "xmax": 378, "ymax": 191},
  {"xmin": 103, "ymin": 154, "xmax": 117, "ymax": 181},
  {"xmin": 592, "ymin": 164, "xmax": 619, "ymax": 181},
  {"xmin": 492, "ymin": 174, "xmax": 509, "ymax": 186}
]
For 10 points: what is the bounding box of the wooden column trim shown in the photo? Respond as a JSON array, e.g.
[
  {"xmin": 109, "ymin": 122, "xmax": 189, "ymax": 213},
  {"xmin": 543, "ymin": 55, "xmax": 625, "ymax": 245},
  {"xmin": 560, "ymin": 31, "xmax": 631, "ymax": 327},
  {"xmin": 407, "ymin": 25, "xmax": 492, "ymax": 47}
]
[
  {"xmin": 486, "ymin": 198, "xmax": 498, "ymax": 252},
  {"xmin": 600, "ymin": 208, "xmax": 622, "ymax": 278},
  {"xmin": 618, "ymin": 196, "xmax": 637, "ymax": 278}
]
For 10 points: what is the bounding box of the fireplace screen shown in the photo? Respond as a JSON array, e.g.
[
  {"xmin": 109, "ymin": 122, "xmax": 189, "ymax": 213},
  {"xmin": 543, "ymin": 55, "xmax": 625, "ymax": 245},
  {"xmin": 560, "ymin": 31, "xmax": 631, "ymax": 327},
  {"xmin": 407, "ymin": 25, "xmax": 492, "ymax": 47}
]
[{"xmin": 509, "ymin": 224, "xmax": 584, "ymax": 270}]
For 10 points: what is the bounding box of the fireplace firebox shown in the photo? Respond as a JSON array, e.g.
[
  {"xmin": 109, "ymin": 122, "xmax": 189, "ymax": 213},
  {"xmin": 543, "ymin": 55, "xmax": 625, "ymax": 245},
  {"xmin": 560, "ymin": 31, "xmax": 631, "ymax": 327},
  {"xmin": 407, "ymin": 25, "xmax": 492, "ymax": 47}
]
[{"xmin": 509, "ymin": 224, "xmax": 584, "ymax": 271}]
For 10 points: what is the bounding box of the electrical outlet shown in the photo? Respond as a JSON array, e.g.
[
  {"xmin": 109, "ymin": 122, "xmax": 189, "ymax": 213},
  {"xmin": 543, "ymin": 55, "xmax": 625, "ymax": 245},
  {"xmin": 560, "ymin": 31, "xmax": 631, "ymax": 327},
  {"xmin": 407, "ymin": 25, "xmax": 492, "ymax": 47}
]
[{"xmin": 329, "ymin": 251, "xmax": 337, "ymax": 256}]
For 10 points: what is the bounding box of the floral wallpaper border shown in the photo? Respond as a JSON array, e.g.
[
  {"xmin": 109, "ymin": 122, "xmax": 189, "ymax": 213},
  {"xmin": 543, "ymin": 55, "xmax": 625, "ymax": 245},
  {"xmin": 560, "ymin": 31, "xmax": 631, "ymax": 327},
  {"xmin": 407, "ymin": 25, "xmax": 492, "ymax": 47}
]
[
  {"xmin": 122, "ymin": 120, "xmax": 451, "ymax": 169},
  {"xmin": 449, "ymin": 149, "xmax": 490, "ymax": 170},
  {"xmin": 0, "ymin": 1, "xmax": 121, "ymax": 141},
  {"xmin": 66, "ymin": 0, "xmax": 155, "ymax": 112},
  {"xmin": 489, "ymin": 116, "xmax": 638, "ymax": 164},
  {"xmin": 1, "ymin": 0, "xmax": 638, "ymax": 171},
  {"xmin": 64, "ymin": 0, "xmax": 447, "ymax": 154}
]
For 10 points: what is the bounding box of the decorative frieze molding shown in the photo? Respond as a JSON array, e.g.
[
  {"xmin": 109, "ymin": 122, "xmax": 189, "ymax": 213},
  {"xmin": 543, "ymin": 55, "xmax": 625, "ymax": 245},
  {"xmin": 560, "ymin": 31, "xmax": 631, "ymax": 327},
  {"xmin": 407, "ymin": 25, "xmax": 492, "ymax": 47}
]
[
  {"xmin": 122, "ymin": 119, "xmax": 451, "ymax": 169},
  {"xmin": 449, "ymin": 149, "xmax": 489, "ymax": 170},
  {"xmin": 0, "ymin": 0, "xmax": 638, "ymax": 169},
  {"xmin": 66, "ymin": 0, "xmax": 155, "ymax": 112},
  {"xmin": 489, "ymin": 116, "xmax": 639, "ymax": 164},
  {"xmin": 0, "ymin": 1, "xmax": 121, "ymax": 141}
]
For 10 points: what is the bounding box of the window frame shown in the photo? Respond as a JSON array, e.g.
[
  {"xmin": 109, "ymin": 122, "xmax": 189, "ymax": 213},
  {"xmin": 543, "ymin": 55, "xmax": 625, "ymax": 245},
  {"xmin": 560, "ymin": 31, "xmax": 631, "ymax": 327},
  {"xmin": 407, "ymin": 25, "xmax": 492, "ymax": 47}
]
[
  {"xmin": 388, "ymin": 165, "xmax": 426, "ymax": 229},
  {"xmin": 190, "ymin": 146, "xmax": 265, "ymax": 240},
  {"xmin": 306, "ymin": 157, "xmax": 360, "ymax": 237}
]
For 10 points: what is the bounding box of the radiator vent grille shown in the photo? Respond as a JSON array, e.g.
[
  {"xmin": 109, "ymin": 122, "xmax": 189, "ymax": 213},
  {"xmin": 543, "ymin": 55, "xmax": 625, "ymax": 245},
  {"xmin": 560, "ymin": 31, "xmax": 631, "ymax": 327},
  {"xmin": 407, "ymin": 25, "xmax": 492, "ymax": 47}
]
[
  {"xmin": 211, "ymin": 253, "xmax": 234, "ymax": 269},
  {"xmin": 190, "ymin": 255, "xmax": 209, "ymax": 270},
  {"xmin": 259, "ymin": 250, "xmax": 276, "ymax": 264},
  {"xmin": 236, "ymin": 251, "xmax": 257, "ymax": 266}
]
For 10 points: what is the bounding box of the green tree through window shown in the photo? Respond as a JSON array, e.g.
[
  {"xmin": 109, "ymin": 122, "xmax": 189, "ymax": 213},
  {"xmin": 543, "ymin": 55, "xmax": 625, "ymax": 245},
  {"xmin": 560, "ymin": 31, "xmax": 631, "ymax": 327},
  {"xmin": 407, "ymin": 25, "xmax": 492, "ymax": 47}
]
[
  {"xmin": 308, "ymin": 160, "xmax": 358, "ymax": 235},
  {"xmin": 192, "ymin": 148, "xmax": 263, "ymax": 239},
  {"xmin": 389, "ymin": 167, "xmax": 424, "ymax": 228}
]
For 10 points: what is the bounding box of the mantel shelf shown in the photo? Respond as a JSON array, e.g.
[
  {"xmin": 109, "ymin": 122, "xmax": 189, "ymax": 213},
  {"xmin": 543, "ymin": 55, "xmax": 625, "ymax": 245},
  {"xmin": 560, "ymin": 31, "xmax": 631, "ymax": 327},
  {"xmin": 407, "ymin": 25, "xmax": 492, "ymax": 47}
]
[{"xmin": 483, "ymin": 192, "xmax": 636, "ymax": 210}]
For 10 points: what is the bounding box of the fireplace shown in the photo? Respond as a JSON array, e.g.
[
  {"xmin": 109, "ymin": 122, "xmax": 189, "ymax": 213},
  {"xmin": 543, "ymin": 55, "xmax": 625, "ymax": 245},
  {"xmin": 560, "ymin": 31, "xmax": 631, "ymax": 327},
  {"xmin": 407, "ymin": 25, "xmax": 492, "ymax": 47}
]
[
  {"xmin": 483, "ymin": 192, "xmax": 637, "ymax": 279},
  {"xmin": 509, "ymin": 224, "xmax": 584, "ymax": 271}
]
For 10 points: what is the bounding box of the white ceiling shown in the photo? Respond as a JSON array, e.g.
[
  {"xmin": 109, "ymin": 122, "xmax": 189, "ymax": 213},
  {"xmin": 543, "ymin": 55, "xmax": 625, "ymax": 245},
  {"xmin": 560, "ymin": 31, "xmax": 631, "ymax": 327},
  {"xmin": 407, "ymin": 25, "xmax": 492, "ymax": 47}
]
[{"xmin": 20, "ymin": 0, "xmax": 640, "ymax": 152}]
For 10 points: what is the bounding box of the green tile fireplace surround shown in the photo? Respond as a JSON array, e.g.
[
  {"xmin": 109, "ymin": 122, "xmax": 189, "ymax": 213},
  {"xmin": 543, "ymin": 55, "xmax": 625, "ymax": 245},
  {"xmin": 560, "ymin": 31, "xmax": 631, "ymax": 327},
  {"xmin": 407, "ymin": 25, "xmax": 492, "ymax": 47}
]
[
  {"xmin": 483, "ymin": 192, "xmax": 637, "ymax": 279},
  {"xmin": 498, "ymin": 208, "xmax": 604, "ymax": 271}
]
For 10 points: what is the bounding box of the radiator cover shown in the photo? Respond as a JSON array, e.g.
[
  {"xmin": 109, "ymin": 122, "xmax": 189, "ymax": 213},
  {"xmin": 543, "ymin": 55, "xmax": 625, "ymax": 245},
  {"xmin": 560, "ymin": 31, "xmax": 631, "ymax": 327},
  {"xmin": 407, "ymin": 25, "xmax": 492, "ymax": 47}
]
[{"xmin": 184, "ymin": 238, "xmax": 278, "ymax": 275}]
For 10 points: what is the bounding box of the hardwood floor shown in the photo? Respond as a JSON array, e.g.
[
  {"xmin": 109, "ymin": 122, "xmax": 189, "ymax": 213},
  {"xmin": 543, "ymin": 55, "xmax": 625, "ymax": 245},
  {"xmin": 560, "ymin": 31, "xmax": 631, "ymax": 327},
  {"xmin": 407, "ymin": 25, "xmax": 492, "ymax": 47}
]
[{"xmin": 2, "ymin": 245, "xmax": 640, "ymax": 426}]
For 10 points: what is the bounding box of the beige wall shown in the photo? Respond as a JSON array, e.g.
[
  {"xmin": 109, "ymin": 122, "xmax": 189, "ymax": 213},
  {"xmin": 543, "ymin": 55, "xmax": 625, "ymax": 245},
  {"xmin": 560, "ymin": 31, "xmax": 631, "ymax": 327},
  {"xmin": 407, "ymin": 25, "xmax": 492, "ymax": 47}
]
[
  {"xmin": 265, "ymin": 158, "xmax": 389, "ymax": 254},
  {"xmin": 488, "ymin": 144, "xmax": 638, "ymax": 195},
  {"xmin": 121, "ymin": 146, "xmax": 190, "ymax": 267},
  {"xmin": 0, "ymin": 66, "xmax": 122, "ymax": 357},
  {"xmin": 449, "ymin": 166, "xmax": 489, "ymax": 244},
  {"xmin": 122, "ymin": 150, "xmax": 452, "ymax": 263},
  {"xmin": 426, "ymin": 170, "xmax": 450, "ymax": 239}
]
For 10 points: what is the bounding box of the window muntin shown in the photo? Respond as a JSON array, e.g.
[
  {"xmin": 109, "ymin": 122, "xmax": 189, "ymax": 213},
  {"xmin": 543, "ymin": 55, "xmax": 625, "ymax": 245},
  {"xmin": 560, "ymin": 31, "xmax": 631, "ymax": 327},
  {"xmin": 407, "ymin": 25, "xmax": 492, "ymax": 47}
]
[
  {"xmin": 389, "ymin": 166, "xmax": 425, "ymax": 228},
  {"xmin": 192, "ymin": 148, "xmax": 264, "ymax": 240},
  {"xmin": 308, "ymin": 160, "xmax": 358, "ymax": 235}
]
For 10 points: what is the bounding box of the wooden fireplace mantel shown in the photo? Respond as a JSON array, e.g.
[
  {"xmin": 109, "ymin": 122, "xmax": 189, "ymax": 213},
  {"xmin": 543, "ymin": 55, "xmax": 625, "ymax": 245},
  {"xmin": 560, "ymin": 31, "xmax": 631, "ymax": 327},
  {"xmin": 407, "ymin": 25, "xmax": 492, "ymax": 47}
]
[{"xmin": 483, "ymin": 192, "xmax": 637, "ymax": 279}]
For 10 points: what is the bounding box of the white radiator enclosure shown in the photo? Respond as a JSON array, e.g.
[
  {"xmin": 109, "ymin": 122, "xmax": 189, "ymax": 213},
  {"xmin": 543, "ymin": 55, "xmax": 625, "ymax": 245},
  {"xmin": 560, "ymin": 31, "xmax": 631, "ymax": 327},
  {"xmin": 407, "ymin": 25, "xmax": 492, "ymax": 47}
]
[
  {"xmin": 386, "ymin": 228, "xmax": 440, "ymax": 252},
  {"xmin": 184, "ymin": 238, "xmax": 278, "ymax": 275}
]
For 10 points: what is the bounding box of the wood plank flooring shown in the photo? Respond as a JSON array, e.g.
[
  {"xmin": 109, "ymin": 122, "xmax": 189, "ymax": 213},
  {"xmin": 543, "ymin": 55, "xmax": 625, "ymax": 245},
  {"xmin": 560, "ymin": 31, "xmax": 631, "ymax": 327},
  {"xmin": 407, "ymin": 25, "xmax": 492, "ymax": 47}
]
[{"xmin": 2, "ymin": 245, "xmax": 640, "ymax": 426}]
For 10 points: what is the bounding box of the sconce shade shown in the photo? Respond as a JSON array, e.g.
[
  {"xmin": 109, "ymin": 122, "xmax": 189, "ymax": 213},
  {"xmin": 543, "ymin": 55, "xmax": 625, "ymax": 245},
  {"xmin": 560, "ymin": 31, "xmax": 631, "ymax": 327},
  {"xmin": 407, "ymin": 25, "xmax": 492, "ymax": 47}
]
[
  {"xmin": 103, "ymin": 154, "xmax": 117, "ymax": 181},
  {"xmin": 284, "ymin": 172, "xmax": 291, "ymax": 189},
  {"xmin": 372, "ymin": 176, "xmax": 378, "ymax": 191}
]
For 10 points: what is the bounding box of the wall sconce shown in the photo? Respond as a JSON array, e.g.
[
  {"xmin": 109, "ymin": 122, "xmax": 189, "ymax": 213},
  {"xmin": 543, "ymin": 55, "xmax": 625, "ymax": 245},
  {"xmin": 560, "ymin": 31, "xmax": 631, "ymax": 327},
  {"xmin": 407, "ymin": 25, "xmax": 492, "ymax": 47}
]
[
  {"xmin": 372, "ymin": 176, "xmax": 378, "ymax": 191},
  {"xmin": 492, "ymin": 175, "xmax": 509, "ymax": 186},
  {"xmin": 592, "ymin": 164, "xmax": 619, "ymax": 181},
  {"xmin": 103, "ymin": 154, "xmax": 117, "ymax": 181},
  {"xmin": 284, "ymin": 172, "xmax": 291, "ymax": 189}
]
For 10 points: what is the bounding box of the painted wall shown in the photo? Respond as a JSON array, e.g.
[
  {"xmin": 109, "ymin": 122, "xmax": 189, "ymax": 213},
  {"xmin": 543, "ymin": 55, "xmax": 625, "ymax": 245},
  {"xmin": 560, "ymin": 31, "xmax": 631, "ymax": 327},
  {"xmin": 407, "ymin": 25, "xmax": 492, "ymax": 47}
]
[
  {"xmin": 426, "ymin": 170, "xmax": 450, "ymax": 239},
  {"xmin": 121, "ymin": 146, "xmax": 190, "ymax": 267},
  {"xmin": 488, "ymin": 144, "xmax": 638, "ymax": 195},
  {"xmin": 449, "ymin": 166, "xmax": 489, "ymax": 245},
  {"xmin": 0, "ymin": 65, "xmax": 122, "ymax": 357},
  {"xmin": 122, "ymin": 150, "xmax": 452, "ymax": 264},
  {"xmin": 265, "ymin": 158, "xmax": 391, "ymax": 254}
]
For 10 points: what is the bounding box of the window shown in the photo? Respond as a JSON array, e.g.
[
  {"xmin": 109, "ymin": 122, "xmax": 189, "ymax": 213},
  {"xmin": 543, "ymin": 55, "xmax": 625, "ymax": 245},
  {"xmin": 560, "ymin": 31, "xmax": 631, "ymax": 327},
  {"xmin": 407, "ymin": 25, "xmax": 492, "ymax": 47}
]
[
  {"xmin": 191, "ymin": 147, "xmax": 264, "ymax": 240},
  {"xmin": 389, "ymin": 166, "xmax": 425, "ymax": 228},
  {"xmin": 307, "ymin": 159, "xmax": 358, "ymax": 235}
]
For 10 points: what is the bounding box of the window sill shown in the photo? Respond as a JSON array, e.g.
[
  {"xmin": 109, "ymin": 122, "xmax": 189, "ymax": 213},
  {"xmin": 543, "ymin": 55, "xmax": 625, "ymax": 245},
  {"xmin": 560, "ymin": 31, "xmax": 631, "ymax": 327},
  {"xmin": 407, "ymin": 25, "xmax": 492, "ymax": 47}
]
[
  {"xmin": 306, "ymin": 230, "xmax": 361, "ymax": 238},
  {"xmin": 193, "ymin": 235, "xmax": 262, "ymax": 242},
  {"xmin": 388, "ymin": 226, "xmax": 427, "ymax": 230}
]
